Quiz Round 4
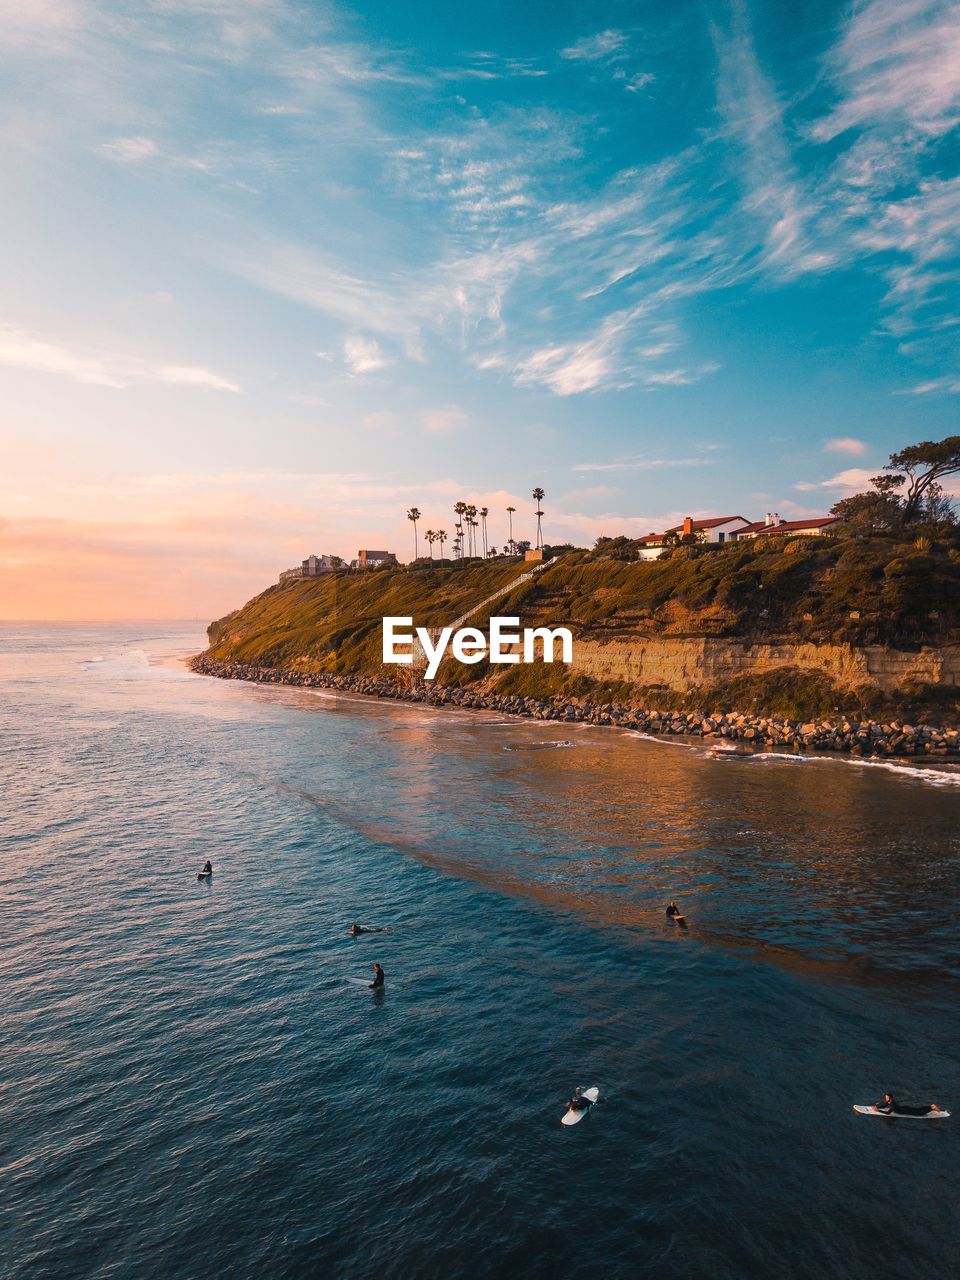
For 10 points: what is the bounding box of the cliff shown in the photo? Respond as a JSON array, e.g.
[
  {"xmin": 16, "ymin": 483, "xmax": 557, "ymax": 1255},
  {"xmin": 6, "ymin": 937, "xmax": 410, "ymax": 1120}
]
[{"xmin": 201, "ymin": 534, "xmax": 960, "ymax": 724}]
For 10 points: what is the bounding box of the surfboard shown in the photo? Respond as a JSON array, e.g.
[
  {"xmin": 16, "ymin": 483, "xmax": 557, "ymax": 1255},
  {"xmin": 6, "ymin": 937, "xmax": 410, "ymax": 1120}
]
[
  {"xmin": 197, "ymin": 871, "xmax": 212, "ymax": 880},
  {"xmin": 853, "ymin": 1105, "xmax": 950, "ymax": 1119},
  {"xmin": 562, "ymin": 1086, "xmax": 599, "ymax": 1126},
  {"xmin": 670, "ymin": 914, "xmax": 686, "ymax": 926}
]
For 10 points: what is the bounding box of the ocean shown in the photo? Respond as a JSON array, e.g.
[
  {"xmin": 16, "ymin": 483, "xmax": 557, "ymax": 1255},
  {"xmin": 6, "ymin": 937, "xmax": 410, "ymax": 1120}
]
[{"xmin": 2, "ymin": 622, "xmax": 959, "ymax": 1279}]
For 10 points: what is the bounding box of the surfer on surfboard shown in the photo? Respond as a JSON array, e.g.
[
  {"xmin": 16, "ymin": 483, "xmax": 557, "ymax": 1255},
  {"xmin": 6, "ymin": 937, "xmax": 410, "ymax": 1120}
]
[
  {"xmin": 567, "ymin": 1086, "xmax": 592, "ymax": 1114},
  {"xmin": 876, "ymin": 1093, "xmax": 944, "ymax": 1117},
  {"xmin": 369, "ymin": 963, "xmax": 385, "ymax": 989},
  {"xmin": 197, "ymin": 860, "xmax": 212, "ymax": 880},
  {"xmin": 349, "ymin": 923, "xmax": 386, "ymax": 936}
]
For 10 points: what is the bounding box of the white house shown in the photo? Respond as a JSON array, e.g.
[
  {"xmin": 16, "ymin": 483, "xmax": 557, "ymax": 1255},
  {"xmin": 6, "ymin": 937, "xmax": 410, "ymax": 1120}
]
[
  {"xmin": 731, "ymin": 513, "xmax": 839, "ymax": 541},
  {"xmin": 636, "ymin": 515, "xmax": 752, "ymax": 561}
]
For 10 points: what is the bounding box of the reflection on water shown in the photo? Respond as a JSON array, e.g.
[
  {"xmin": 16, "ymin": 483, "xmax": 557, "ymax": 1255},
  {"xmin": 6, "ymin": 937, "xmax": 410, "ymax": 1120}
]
[{"xmin": 290, "ymin": 698, "xmax": 960, "ymax": 995}]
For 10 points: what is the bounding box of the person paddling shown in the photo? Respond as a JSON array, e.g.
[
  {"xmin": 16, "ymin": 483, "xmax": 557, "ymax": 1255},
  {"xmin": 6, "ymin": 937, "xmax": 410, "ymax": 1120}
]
[
  {"xmin": 369, "ymin": 962, "xmax": 385, "ymax": 990},
  {"xmin": 876, "ymin": 1092, "xmax": 944, "ymax": 1116}
]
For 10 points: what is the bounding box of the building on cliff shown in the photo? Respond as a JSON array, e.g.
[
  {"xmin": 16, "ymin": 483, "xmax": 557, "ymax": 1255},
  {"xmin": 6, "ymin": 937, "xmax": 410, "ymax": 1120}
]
[
  {"xmin": 731, "ymin": 513, "xmax": 840, "ymax": 541},
  {"xmin": 637, "ymin": 515, "xmax": 751, "ymax": 561},
  {"xmin": 351, "ymin": 550, "xmax": 398, "ymax": 570},
  {"xmin": 279, "ymin": 553, "xmax": 343, "ymax": 583}
]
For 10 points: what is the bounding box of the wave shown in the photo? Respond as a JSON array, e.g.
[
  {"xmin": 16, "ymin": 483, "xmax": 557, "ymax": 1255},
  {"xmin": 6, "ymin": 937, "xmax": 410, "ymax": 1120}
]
[{"xmin": 743, "ymin": 751, "xmax": 960, "ymax": 787}]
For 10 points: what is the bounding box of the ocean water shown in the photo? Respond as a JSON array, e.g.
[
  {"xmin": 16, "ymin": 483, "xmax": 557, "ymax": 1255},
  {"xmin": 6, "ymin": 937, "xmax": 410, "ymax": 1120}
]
[{"xmin": 2, "ymin": 623, "xmax": 959, "ymax": 1280}]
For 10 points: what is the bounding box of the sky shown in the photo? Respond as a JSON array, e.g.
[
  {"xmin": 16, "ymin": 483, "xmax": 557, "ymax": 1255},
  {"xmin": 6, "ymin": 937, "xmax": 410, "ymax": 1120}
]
[{"xmin": 1, "ymin": 0, "xmax": 958, "ymax": 619}]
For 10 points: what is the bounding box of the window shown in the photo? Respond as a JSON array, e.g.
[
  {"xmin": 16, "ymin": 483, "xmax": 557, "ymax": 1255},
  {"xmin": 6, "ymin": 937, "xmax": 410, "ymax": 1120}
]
[{"xmin": 718, "ymin": 531, "xmax": 725, "ymax": 543}]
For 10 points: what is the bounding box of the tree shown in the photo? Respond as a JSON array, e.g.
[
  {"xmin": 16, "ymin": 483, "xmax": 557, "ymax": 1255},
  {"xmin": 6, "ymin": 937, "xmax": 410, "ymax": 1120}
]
[
  {"xmin": 465, "ymin": 505, "xmax": 478, "ymax": 557},
  {"xmin": 424, "ymin": 529, "xmax": 436, "ymax": 560},
  {"xmin": 506, "ymin": 505, "xmax": 516, "ymax": 553},
  {"xmin": 532, "ymin": 487, "xmax": 545, "ymax": 550},
  {"xmin": 453, "ymin": 502, "xmax": 467, "ymax": 559},
  {"xmin": 437, "ymin": 529, "xmax": 447, "ymax": 561},
  {"xmin": 887, "ymin": 436, "xmax": 960, "ymax": 523},
  {"xmin": 832, "ymin": 435, "xmax": 960, "ymax": 533},
  {"xmin": 407, "ymin": 507, "xmax": 421, "ymax": 560},
  {"xmin": 479, "ymin": 506, "xmax": 489, "ymax": 557},
  {"xmin": 830, "ymin": 489, "xmax": 904, "ymax": 534}
]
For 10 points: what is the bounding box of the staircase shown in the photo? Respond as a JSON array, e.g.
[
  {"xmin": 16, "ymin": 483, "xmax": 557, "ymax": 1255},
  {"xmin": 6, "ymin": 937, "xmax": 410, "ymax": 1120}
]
[{"xmin": 411, "ymin": 557, "xmax": 557, "ymax": 669}]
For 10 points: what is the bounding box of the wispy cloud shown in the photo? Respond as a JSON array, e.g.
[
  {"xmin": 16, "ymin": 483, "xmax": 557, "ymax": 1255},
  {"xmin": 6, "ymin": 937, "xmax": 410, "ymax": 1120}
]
[
  {"xmin": 795, "ymin": 468, "xmax": 875, "ymax": 492},
  {"xmin": 824, "ymin": 437, "xmax": 868, "ymax": 455},
  {"xmin": 573, "ymin": 455, "xmax": 716, "ymax": 474},
  {"xmin": 712, "ymin": 1, "xmax": 833, "ymax": 277},
  {"xmin": 812, "ymin": 0, "xmax": 960, "ymax": 143},
  {"xmin": 0, "ymin": 324, "xmax": 240, "ymax": 392},
  {"xmin": 899, "ymin": 374, "xmax": 960, "ymax": 395},
  {"xmin": 560, "ymin": 30, "xmax": 629, "ymax": 63},
  {"xmin": 343, "ymin": 333, "xmax": 389, "ymax": 375}
]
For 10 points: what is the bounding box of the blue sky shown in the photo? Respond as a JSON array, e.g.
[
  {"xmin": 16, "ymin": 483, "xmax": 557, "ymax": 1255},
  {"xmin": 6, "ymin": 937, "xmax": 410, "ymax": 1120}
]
[{"xmin": 1, "ymin": 0, "xmax": 958, "ymax": 617}]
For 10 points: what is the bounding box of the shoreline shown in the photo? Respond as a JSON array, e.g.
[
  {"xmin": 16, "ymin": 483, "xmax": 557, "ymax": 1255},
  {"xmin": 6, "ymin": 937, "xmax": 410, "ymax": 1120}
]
[{"xmin": 190, "ymin": 655, "xmax": 960, "ymax": 760}]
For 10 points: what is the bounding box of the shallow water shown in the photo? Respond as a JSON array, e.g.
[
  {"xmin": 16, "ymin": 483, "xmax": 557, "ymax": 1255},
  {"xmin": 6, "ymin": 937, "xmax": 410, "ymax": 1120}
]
[{"xmin": 2, "ymin": 623, "xmax": 959, "ymax": 1279}]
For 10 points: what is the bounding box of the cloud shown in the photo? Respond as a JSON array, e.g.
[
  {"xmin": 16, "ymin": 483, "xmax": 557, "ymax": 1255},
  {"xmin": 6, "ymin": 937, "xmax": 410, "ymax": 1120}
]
[
  {"xmin": 573, "ymin": 455, "xmax": 715, "ymax": 474},
  {"xmin": 901, "ymin": 374, "xmax": 960, "ymax": 394},
  {"xmin": 101, "ymin": 135, "xmax": 158, "ymax": 163},
  {"xmin": 712, "ymin": 2, "xmax": 833, "ymax": 277},
  {"xmin": 812, "ymin": 0, "xmax": 960, "ymax": 143},
  {"xmin": 795, "ymin": 468, "xmax": 875, "ymax": 492},
  {"xmin": 0, "ymin": 324, "xmax": 240, "ymax": 392},
  {"xmin": 422, "ymin": 406, "xmax": 468, "ymax": 434},
  {"xmin": 343, "ymin": 333, "xmax": 389, "ymax": 375},
  {"xmin": 560, "ymin": 30, "xmax": 628, "ymax": 62},
  {"xmin": 824, "ymin": 437, "xmax": 868, "ymax": 455}
]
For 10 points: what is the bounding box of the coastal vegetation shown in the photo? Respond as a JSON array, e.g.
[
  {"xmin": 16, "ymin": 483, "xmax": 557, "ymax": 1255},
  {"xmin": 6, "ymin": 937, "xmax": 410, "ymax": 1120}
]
[{"xmin": 204, "ymin": 437, "xmax": 960, "ymax": 724}]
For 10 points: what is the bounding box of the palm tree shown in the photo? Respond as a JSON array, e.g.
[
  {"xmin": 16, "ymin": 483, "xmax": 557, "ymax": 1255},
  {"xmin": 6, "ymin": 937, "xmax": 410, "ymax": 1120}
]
[
  {"xmin": 407, "ymin": 507, "xmax": 421, "ymax": 560},
  {"xmin": 453, "ymin": 502, "xmax": 467, "ymax": 560},
  {"xmin": 465, "ymin": 505, "xmax": 478, "ymax": 558},
  {"xmin": 506, "ymin": 505, "xmax": 516, "ymax": 554},
  {"xmin": 479, "ymin": 506, "xmax": 489, "ymax": 557},
  {"xmin": 425, "ymin": 529, "xmax": 436, "ymax": 561},
  {"xmin": 437, "ymin": 529, "xmax": 447, "ymax": 562},
  {"xmin": 532, "ymin": 488, "xmax": 545, "ymax": 550}
]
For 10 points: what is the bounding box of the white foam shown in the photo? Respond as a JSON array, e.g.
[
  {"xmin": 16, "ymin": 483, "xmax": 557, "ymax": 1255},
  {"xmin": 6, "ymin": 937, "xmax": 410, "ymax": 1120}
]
[{"xmin": 746, "ymin": 751, "xmax": 960, "ymax": 788}]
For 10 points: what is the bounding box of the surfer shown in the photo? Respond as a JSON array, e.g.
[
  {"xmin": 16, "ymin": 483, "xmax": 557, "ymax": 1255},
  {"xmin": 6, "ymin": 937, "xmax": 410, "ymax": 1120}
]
[
  {"xmin": 876, "ymin": 1093, "xmax": 943, "ymax": 1116},
  {"xmin": 567, "ymin": 1086, "xmax": 592, "ymax": 1113},
  {"xmin": 369, "ymin": 963, "xmax": 385, "ymax": 990},
  {"xmin": 201, "ymin": 860, "xmax": 212, "ymax": 875},
  {"xmin": 665, "ymin": 901, "xmax": 681, "ymax": 919},
  {"xmin": 349, "ymin": 923, "xmax": 385, "ymax": 936}
]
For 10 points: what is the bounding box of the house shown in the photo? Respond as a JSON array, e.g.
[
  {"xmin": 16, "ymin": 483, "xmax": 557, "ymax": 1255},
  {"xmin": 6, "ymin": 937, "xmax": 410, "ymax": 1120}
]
[
  {"xmin": 636, "ymin": 515, "xmax": 752, "ymax": 561},
  {"xmin": 732, "ymin": 513, "xmax": 840, "ymax": 541},
  {"xmin": 278, "ymin": 553, "xmax": 343, "ymax": 583},
  {"xmin": 353, "ymin": 549, "xmax": 397, "ymax": 570}
]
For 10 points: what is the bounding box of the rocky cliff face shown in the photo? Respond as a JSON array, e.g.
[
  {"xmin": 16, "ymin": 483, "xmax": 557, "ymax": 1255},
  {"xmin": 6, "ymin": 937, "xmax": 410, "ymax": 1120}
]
[{"xmin": 570, "ymin": 636, "xmax": 960, "ymax": 695}]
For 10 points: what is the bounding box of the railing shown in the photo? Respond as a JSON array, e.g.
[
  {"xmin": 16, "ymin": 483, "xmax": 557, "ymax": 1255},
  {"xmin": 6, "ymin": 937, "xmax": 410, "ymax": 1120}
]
[{"xmin": 410, "ymin": 558, "xmax": 556, "ymax": 668}]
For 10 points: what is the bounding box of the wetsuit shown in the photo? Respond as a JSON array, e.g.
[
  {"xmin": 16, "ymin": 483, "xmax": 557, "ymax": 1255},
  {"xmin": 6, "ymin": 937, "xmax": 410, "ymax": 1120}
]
[
  {"xmin": 666, "ymin": 904, "xmax": 680, "ymax": 918},
  {"xmin": 877, "ymin": 1099, "xmax": 935, "ymax": 1116},
  {"xmin": 569, "ymin": 1093, "xmax": 592, "ymax": 1112},
  {"xmin": 202, "ymin": 862, "xmax": 212, "ymax": 874},
  {"xmin": 369, "ymin": 968, "xmax": 385, "ymax": 989}
]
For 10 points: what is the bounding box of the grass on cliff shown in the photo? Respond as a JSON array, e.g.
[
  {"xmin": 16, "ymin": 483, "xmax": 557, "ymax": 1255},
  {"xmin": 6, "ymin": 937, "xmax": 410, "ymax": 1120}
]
[
  {"xmin": 497, "ymin": 534, "xmax": 960, "ymax": 646},
  {"xmin": 205, "ymin": 560, "xmax": 532, "ymax": 673}
]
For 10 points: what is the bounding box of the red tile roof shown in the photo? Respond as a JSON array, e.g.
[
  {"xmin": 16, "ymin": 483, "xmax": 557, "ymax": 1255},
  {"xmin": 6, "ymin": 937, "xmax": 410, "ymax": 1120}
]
[
  {"xmin": 736, "ymin": 517, "xmax": 839, "ymax": 535},
  {"xmin": 637, "ymin": 516, "xmax": 748, "ymax": 544}
]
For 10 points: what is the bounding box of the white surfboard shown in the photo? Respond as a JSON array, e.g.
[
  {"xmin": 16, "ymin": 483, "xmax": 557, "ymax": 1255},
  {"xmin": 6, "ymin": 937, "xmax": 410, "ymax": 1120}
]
[
  {"xmin": 853, "ymin": 1105, "xmax": 949, "ymax": 1119},
  {"xmin": 562, "ymin": 1086, "xmax": 599, "ymax": 1126}
]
